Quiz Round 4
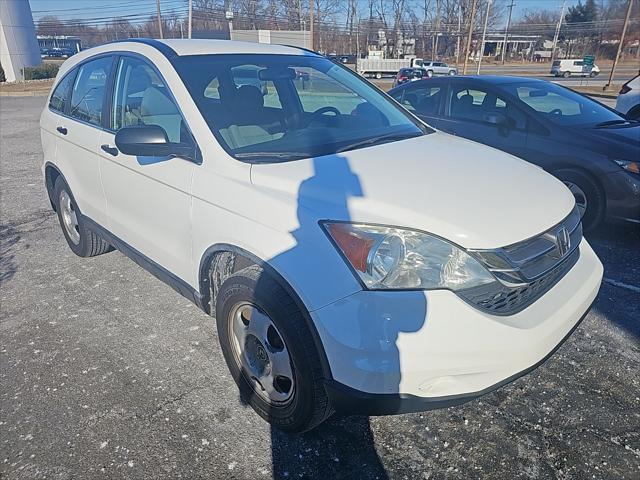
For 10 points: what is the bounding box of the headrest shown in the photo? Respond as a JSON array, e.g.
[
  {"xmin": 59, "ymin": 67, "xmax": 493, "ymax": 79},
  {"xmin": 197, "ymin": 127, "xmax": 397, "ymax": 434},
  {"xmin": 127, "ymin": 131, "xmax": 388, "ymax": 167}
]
[
  {"xmin": 457, "ymin": 94, "xmax": 474, "ymax": 107},
  {"xmin": 235, "ymin": 85, "xmax": 264, "ymax": 110},
  {"xmin": 141, "ymin": 87, "xmax": 178, "ymax": 116}
]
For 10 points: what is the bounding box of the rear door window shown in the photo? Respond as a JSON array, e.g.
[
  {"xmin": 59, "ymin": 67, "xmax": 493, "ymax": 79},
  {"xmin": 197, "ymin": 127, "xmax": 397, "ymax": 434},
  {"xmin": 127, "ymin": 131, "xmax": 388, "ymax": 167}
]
[
  {"xmin": 69, "ymin": 56, "xmax": 113, "ymax": 126},
  {"xmin": 393, "ymin": 85, "xmax": 442, "ymax": 116}
]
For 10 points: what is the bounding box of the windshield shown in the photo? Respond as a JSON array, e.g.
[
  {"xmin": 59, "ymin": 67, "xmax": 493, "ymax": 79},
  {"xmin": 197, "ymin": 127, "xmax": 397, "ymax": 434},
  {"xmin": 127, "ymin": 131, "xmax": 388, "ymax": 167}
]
[
  {"xmin": 174, "ymin": 54, "xmax": 430, "ymax": 162},
  {"xmin": 504, "ymin": 81, "xmax": 626, "ymax": 127}
]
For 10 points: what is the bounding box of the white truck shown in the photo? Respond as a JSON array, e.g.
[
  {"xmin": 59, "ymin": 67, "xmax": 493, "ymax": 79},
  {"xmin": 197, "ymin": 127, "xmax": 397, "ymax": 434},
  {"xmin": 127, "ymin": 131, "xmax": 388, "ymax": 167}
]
[{"xmin": 357, "ymin": 57, "xmax": 424, "ymax": 79}]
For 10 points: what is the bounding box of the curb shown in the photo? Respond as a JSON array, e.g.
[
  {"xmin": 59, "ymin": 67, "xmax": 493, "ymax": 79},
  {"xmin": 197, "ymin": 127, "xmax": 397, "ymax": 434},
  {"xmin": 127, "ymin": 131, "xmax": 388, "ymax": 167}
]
[{"xmin": 0, "ymin": 90, "xmax": 49, "ymax": 97}]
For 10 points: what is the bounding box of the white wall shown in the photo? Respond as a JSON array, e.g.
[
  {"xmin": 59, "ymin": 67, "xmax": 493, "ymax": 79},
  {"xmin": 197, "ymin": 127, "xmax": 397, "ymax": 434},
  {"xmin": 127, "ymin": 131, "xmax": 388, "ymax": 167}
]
[{"xmin": 0, "ymin": 0, "xmax": 41, "ymax": 82}]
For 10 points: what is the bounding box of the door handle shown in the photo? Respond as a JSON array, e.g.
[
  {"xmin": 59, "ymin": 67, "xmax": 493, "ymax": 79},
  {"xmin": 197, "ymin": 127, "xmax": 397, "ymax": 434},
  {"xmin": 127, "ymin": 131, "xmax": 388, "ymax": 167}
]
[
  {"xmin": 100, "ymin": 144, "xmax": 118, "ymax": 156},
  {"xmin": 56, "ymin": 126, "xmax": 67, "ymax": 135}
]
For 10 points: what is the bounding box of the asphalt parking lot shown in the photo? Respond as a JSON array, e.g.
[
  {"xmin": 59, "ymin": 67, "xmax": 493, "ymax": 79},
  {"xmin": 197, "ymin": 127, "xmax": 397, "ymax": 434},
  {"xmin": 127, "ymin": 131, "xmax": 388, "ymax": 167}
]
[{"xmin": 1, "ymin": 95, "xmax": 639, "ymax": 479}]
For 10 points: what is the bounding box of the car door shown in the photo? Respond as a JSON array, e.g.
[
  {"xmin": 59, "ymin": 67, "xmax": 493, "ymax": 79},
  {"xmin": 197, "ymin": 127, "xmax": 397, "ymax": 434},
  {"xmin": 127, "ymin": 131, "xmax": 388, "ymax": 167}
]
[
  {"xmin": 53, "ymin": 55, "xmax": 115, "ymax": 226},
  {"xmin": 389, "ymin": 81, "xmax": 446, "ymax": 128},
  {"xmin": 98, "ymin": 55, "xmax": 196, "ymax": 281},
  {"xmin": 435, "ymin": 81, "xmax": 530, "ymax": 159}
]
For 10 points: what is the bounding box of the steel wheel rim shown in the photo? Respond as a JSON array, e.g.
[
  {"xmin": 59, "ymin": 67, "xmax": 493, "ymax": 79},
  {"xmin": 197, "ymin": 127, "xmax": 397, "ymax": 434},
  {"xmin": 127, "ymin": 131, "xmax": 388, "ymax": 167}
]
[
  {"xmin": 228, "ymin": 302, "xmax": 295, "ymax": 405},
  {"xmin": 563, "ymin": 181, "xmax": 588, "ymax": 218},
  {"xmin": 59, "ymin": 190, "xmax": 80, "ymax": 245}
]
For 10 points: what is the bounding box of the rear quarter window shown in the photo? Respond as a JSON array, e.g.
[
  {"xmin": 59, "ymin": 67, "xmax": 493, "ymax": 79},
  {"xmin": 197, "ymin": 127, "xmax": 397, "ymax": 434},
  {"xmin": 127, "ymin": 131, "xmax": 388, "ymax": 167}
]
[{"xmin": 49, "ymin": 71, "xmax": 75, "ymax": 113}]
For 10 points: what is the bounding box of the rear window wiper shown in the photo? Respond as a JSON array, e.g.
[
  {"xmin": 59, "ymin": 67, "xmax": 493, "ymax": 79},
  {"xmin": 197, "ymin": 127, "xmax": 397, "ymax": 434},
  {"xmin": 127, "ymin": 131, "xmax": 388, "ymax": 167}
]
[{"xmin": 336, "ymin": 132, "xmax": 423, "ymax": 154}]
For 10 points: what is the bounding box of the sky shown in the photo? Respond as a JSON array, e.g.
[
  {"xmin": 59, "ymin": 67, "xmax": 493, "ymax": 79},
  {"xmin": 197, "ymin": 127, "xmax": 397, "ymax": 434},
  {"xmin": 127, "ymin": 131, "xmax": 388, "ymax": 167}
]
[{"xmin": 28, "ymin": 0, "xmax": 584, "ymax": 25}]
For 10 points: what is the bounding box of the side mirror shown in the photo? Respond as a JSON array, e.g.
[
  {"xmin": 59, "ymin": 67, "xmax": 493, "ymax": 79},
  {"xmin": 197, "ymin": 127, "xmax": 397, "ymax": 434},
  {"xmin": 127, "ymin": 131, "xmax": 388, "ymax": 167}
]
[
  {"xmin": 482, "ymin": 112, "xmax": 507, "ymax": 126},
  {"xmin": 115, "ymin": 125, "xmax": 196, "ymax": 161}
]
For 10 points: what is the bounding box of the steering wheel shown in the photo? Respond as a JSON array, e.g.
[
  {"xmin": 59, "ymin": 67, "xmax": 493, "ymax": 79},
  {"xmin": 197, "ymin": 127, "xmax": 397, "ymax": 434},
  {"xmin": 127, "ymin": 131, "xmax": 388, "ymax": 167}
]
[
  {"xmin": 549, "ymin": 108, "xmax": 563, "ymax": 115},
  {"xmin": 311, "ymin": 106, "xmax": 341, "ymax": 118}
]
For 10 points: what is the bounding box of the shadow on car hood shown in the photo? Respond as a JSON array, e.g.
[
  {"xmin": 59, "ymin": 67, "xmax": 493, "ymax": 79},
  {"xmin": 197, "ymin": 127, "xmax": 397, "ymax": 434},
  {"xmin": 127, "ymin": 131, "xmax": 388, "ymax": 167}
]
[{"xmin": 250, "ymin": 132, "xmax": 575, "ymax": 249}]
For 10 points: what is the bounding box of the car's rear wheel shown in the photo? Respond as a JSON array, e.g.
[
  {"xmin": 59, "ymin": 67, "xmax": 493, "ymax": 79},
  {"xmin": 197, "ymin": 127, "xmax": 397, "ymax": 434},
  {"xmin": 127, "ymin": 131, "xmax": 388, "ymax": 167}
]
[
  {"xmin": 554, "ymin": 169, "xmax": 605, "ymax": 231},
  {"xmin": 215, "ymin": 265, "xmax": 332, "ymax": 432},
  {"xmin": 426, "ymin": 70, "xmax": 434, "ymax": 78},
  {"xmin": 53, "ymin": 177, "xmax": 112, "ymax": 257},
  {"xmin": 562, "ymin": 71, "xmax": 571, "ymax": 78},
  {"xmin": 375, "ymin": 72, "xmax": 382, "ymax": 79}
]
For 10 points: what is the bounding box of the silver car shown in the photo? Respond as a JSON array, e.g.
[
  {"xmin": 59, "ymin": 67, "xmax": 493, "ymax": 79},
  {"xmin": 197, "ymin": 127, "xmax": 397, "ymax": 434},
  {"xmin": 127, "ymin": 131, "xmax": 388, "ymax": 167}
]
[{"xmin": 422, "ymin": 61, "xmax": 457, "ymax": 77}]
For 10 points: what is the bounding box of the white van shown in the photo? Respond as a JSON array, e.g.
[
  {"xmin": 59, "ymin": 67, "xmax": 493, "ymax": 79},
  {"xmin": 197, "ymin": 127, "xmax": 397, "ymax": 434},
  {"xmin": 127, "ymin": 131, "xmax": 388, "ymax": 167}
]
[{"xmin": 551, "ymin": 59, "xmax": 600, "ymax": 78}]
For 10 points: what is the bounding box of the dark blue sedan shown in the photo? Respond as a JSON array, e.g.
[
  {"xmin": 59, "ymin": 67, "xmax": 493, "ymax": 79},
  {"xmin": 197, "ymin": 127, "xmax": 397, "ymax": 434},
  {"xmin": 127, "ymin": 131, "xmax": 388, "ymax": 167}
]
[{"xmin": 388, "ymin": 76, "xmax": 640, "ymax": 230}]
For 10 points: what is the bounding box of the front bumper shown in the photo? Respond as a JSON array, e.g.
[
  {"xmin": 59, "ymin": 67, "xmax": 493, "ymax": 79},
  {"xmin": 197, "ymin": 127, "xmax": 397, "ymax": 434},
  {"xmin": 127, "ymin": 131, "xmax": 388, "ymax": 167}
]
[
  {"xmin": 311, "ymin": 239, "xmax": 603, "ymax": 415},
  {"xmin": 602, "ymin": 170, "xmax": 640, "ymax": 224}
]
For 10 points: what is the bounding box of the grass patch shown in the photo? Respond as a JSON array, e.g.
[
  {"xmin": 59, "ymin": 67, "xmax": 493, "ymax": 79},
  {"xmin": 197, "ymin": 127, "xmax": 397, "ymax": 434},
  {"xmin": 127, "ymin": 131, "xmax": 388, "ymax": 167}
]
[{"xmin": 23, "ymin": 63, "xmax": 60, "ymax": 80}]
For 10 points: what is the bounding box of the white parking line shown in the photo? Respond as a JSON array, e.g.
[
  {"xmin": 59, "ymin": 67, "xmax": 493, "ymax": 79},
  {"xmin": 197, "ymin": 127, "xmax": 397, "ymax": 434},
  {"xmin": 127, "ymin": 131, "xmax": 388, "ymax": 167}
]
[{"xmin": 603, "ymin": 278, "xmax": 640, "ymax": 294}]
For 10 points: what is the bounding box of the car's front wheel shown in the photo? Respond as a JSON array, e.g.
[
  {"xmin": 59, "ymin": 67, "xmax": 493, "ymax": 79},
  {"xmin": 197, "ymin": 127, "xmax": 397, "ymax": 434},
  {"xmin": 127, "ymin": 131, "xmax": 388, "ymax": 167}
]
[
  {"xmin": 53, "ymin": 177, "xmax": 112, "ymax": 257},
  {"xmin": 555, "ymin": 169, "xmax": 605, "ymax": 231},
  {"xmin": 425, "ymin": 70, "xmax": 434, "ymax": 78},
  {"xmin": 215, "ymin": 265, "xmax": 332, "ymax": 432},
  {"xmin": 562, "ymin": 71, "xmax": 571, "ymax": 78}
]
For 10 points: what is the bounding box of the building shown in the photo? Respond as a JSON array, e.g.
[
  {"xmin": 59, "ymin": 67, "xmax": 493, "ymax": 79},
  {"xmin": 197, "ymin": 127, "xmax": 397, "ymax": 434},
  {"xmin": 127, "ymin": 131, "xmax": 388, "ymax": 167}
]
[
  {"xmin": 0, "ymin": 0, "xmax": 41, "ymax": 82},
  {"xmin": 37, "ymin": 35, "xmax": 83, "ymax": 53},
  {"xmin": 231, "ymin": 30, "xmax": 311, "ymax": 50}
]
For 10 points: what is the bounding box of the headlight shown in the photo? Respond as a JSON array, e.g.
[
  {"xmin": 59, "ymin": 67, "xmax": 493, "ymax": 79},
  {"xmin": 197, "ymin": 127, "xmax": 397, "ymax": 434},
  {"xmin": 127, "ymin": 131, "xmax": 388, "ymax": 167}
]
[
  {"xmin": 613, "ymin": 159, "xmax": 640, "ymax": 174},
  {"xmin": 322, "ymin": 222, "xmax": 496, "ymax": 290}
]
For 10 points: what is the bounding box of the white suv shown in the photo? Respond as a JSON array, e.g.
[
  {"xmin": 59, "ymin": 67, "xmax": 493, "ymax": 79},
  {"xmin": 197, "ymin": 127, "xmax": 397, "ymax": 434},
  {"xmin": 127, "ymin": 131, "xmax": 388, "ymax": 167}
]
[{"xmin": 40, "ymin": 39, "xmax": 603, "ymax": 432}]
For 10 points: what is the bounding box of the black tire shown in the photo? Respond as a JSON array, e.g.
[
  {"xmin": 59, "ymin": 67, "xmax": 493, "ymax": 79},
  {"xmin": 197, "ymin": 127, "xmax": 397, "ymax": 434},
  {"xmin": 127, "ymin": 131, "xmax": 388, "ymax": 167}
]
[
  {"xmin": 589, "ymin": 71, "xmax": 597, "ymax": 78},
  {"xmin": 215, "ymin": 265, "xmax": 332, "ymax": 432},
  {"xmin": 375, "ymin": 72, "xmax": 382, "ymax": 79},
  {"xmin": 562, "ymin": 71, "xmax": 571, "ymax": 78},
  {"xmin": 53, "ymin": 177, "xmax": 112, "ymax": 257},
  {"xmin": 554, "ymin": 169, "xmax": 605, "ymax": 231}
]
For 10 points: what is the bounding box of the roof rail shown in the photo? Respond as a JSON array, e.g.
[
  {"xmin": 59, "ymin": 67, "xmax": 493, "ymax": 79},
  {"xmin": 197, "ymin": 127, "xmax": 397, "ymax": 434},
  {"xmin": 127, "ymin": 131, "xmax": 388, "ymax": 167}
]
[{"xmin": 107, "ymin": 38, "xmax": 178, "ymax": 60}]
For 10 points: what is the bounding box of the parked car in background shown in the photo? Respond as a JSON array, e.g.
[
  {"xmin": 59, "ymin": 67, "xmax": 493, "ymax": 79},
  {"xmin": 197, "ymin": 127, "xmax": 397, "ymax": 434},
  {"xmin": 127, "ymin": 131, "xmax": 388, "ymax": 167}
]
[
  {"xmin": 421, "ymin": 61, "xmax": 457, "ymax": 77},
  {"xmin": 551, "ymin": 59, "xmax": 600, "ymax": 78},
  {"xmin": 616, "ymin": 74, "xmax": 640, "ymax": 120},
  {"xmin": 41, "ymin": 39, "xmax": 603, "ymax": 432},
  {"xmin": 389, "ymin": 76, "xmax": 640, "ymax": 229},
  {"xmin": 329, "ymin": 54, "xmax": 356, "ymax": 65},
  {"xmin": 392, "ymin": 67, "xmax": 425, "ymax": 88}
]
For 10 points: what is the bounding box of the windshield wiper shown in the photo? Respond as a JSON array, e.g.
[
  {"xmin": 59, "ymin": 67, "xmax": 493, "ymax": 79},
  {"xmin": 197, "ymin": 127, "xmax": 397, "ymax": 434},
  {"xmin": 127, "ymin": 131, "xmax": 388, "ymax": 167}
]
[
  {"xmin": 234, "ymin": 151, "xmax": 309, "ymax": 162},
  {"xmin": 336, "ymin": 132, "xmax": 423, "ymax": 154},
  {"xmin": 594, "ymin": 119, "xmax": 632, "ymax": 128}
]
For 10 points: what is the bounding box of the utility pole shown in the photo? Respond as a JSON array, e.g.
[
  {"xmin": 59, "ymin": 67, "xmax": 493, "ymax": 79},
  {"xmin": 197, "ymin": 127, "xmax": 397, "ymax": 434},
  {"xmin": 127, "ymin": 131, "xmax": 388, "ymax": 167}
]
[
  {"xmin": 310, "ymin": 0, "xmax": 314, "ymax": 50},
  {"xmin": 433, "ymin": 0, "xmax": 440, "ymax": 59},
  {"xmin": 551, "ymin": 0, "xmax": 566, "ymax": 62},
  {"xmin": 604, "ymin": 0, "xmax": 634, "ymax": 91},
  {"xmin": 188, "ymin": 0, "xmax": 192, "ymax": 39},
  {"xmin": 501, "ymin": 0, "xmax": 515, "ymax": 64},
  {"xmin": 462, "ymin": 0, "xmax": 478, "ymax": 75},
  {"xmin": 155, "ymin": 0, "xmax": 164, "ymax": 39},
  {"xmin": 455, "ymin": 2, "xmax": 462, "ymax": 65},
  {"xmin": 477, "ymin": 0, "xmax": 492, "ymax": 75}
]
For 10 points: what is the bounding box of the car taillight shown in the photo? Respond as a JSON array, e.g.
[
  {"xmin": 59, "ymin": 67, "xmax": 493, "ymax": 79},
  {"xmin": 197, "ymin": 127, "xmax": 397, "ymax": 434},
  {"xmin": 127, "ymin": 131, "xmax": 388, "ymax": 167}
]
[
  {"xmin": 619, "ymin": 83, "xmax": 631, "ymax": 95},
  {"xmin": 399, "ymin": 76, "xmax": 407, "ymax": 81}
]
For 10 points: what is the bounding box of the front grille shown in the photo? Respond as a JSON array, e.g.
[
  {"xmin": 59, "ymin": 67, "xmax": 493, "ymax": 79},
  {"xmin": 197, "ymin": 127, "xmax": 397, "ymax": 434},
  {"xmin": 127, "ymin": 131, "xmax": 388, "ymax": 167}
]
[{"xmin": 460, "ymin": 206, "xmax": 583, "ymax": 316}]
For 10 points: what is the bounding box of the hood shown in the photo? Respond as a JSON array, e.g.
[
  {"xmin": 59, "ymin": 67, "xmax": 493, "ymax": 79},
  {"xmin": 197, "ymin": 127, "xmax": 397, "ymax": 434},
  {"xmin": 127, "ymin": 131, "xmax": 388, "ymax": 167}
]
[
  {"xmin": 250, "ymin": 132, "xmax": 575, "ymax": 250},
  {"xmin": 583, "ymin": 123, "xmax": 640, "ymax": 153}
]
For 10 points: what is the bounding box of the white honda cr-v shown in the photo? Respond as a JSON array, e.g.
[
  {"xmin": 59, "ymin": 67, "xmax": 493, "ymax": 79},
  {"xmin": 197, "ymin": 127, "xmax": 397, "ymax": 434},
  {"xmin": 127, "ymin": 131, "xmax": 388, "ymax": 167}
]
[{"xmin": 40, "ymin": 39, "xmax": 603, "ymax": 432}]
